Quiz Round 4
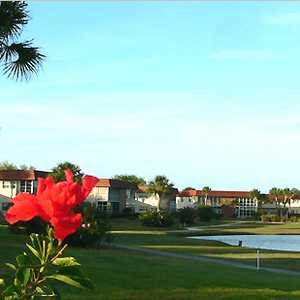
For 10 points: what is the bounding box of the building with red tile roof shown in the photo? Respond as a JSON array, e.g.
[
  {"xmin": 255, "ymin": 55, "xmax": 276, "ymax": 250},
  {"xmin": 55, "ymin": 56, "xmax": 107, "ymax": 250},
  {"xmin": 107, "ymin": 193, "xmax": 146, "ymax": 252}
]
[
  {"xmin": 88, "ymin": 178, "xmax": 138, "ymax": 214},
  {"xmin": 0, "ymin": 169, "xmax": 49, "ymax": 200}
]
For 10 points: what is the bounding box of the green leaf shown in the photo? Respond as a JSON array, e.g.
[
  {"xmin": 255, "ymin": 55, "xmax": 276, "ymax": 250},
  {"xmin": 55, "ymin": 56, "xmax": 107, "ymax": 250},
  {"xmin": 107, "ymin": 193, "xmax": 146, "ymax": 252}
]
[
  {"xmin": 36, "ymin": 286, "xmax": 46, "ymax": 294},
  {"xmin": 52, "ymin": 257, "xmax": 80, "ymax": 267},
  {"xmin": 26, "ymin": 243, "xmax": 41, "ymax": 261},
  {"xmin": 36, "ymin": 285, "xmax": 56, "ymax": 296},
  {"xmin": 46, "ymin": 274, "xmax": 93, "ymax": 290},
  {"xmin": 2, "ymin": 284, "xmax": 19, "ymax": 296},
  {"xmin": 5, "ymin": 263, "xmax": 16, "ymax": 270},
  {"xmin": 15, "ymin": 267, "xmax": 31, "ymax": 286},
  {"xmin": 0, "ymin": 278, "xmax": 4, "ymax": 287},
  {"xmin": 16, "ymin": 253, "xmax": 31, "ymax": 267}
]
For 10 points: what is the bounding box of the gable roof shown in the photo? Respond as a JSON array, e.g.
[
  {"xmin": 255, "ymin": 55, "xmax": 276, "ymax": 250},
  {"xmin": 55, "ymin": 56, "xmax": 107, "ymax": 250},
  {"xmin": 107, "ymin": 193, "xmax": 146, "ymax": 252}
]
[
  {"xmin": 0, "ymin": 193, "xmax": 11, "ymax": 201},
  {"xmin": 0, "ymin": 170, "xmax": 49, "ymax": 181},
  {"xmin": 177, "ymin": 190, "xmax": 251, "ymax": 198},
  {"xmin": 95, "ymin": 179, "xmax": 137, "ymax": 189}
]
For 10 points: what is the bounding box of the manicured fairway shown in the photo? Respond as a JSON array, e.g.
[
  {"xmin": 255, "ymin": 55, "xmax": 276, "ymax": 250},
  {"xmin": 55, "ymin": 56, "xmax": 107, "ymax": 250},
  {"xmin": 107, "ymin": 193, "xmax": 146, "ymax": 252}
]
[
  {"xmin": 2, "ymin": 223, "xmax": 300, "ymax": 299},
  {"xmin": 111, "ymin": 221, "xmax": 300, "ymax": 272}
]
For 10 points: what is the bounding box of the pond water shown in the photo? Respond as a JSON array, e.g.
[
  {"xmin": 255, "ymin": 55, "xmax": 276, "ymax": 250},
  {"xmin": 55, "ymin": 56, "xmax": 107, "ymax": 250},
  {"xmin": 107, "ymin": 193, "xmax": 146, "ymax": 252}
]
[{"xmin": 189, "ymin": 235, "xmax": 300, "ymax": 252}]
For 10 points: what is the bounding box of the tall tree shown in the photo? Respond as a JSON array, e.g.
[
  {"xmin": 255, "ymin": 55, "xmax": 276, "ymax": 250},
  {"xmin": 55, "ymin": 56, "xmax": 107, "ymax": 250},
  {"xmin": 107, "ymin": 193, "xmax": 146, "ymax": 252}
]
[
  {"xmin": 50, "ymin": 161, "xmax": 83, "ymax": 183},
  {"xmin": 291, "ymin": 188, "xmax": 300, "ymax": 196},
  {"xmin": 0, "ymin": 1, "xmax": 44, "ymax": 80},
  {"xmin": 269, "ymin": 187, "xmax": 283, "ymax": 216},
  {"xmin": 202, "ymin": 186, "xmax": 211, "ymax": 206},
  {"xmin": 0, "ymin": 160, "xmax": 17, "ymax": 171},
  {"xmin": 249, "ymin": 189, "xmax": 267, "ymax": 214},
  {"xmin": 182, "ymin": 187, "xmax": 195, "ymax": 192},
  {"xmin": 148, "ymin": 175, "xmax": 175, "ymax": 211},
  {"xmin": 19, "ymin": 164, "xmax": 35, "ymax": 170},
  {"xmin": 282, "ymin": 188, "xmax": 295, "ymax": 217},
  {"xmin": 113, "ymin": 174, "xmax": 146, "ymax": 186}
]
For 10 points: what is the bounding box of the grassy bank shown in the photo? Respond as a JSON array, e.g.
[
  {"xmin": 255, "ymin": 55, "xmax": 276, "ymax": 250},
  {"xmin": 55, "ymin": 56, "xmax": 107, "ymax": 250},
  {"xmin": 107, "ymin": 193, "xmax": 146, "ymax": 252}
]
[
  {"xmin": 1, "ymin": 225, "xmax": 300, "ymax": 300},
  {"xmin": 111, "ymin": 220, "xmax": 300, "ymax": 272},
  {"xmin": 2, "ymin": 221, "xmax": 300, "ymax": 299}
]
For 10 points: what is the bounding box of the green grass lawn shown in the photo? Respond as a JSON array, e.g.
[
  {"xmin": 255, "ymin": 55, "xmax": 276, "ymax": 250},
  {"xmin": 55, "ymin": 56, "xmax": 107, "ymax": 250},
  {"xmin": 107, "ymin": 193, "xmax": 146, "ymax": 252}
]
[
  {"xmin": 111, "ymin": 220, "xmax": 300, "ymax": 272},
  {"xmin": 2, "ymin": 225, "xmax": 300, "ymax": 300},
  {"xmin": 2, "ymin": 221, "xmax": 300, "ymax": 299}
]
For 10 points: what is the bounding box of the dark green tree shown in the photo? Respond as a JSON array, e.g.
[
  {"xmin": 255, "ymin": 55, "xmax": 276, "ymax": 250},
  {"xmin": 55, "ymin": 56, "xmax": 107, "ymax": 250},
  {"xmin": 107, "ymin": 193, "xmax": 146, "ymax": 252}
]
[
  {"xmin": 50, "ymin": 161, "xmax": 83, "ymax": 183},
  {"xmin": 182, "ymin": 187, "xmax": 195, "ymax": 192},
  {"xmin": 113, "ymin": 174, "xmax": 146, "ymax": 186},
  {"xmin": 291, "ymin": 188, "xmax": 300, "ymax": 196},
  {"xmin": 148, "ymin": 175, "xmax": 175, "ymax": 211},
  {"xmin": 19, "ymin": 164, "xmax": 35, "ymax": 170},
  {"xmin": 0, "ymin": 1, "xmax": 45, "ymax": 80},
  {"xmin": 202, "ymin": 186, "xmax": 211, "ymax": 205},
  {"xmin": 0, "ymin": 160, "xmax": 17, "ymax": 171},
  {"xmin": 269, "ymin": 187, "xmax": 283, "ymax": 217}
]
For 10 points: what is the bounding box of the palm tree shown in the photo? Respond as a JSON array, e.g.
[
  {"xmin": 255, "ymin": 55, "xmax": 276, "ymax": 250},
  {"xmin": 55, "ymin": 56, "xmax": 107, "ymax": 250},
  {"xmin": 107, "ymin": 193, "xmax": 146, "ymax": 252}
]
[
  {"xmin": 148, "ymin": 175, "xmax": 175, "ymax": 211},
  {"xmin": 282, "ymin": 188, "xmax": 294, "ymax": 217},
  {"xmin": 249, "ymin": 189, "xmax": 264, "ymax": 216},
  {"xmin": 0, "ymin": 1, "xmax": 45, "ymax": 80},
  {"xmin": 269, "ymin": 187, "xmax": 283, "ymax": 216},
  {"xmin": 113, "ymin": 174, "xmax": 146, "ymax": 186},
  {"xmin": 202, "ymin": 186, "xmax": 211, "ymax": 206}
]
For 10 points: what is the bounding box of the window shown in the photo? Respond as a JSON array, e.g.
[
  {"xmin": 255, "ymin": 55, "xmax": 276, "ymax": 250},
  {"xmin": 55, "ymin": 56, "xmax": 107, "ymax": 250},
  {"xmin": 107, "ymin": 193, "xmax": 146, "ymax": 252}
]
[
  {"xmin": 97, "ymin": 201, "xmax": 107, "ymax": 213},
  {"xmin": 111, "ymin": 202, "xmax": 120, "ymax": 214},
  {"xmin": 2, "ymin": 181, "xmax": 10, "ymax": 188},
  {"xmin": 20, "ymin": 181, "xmax": 33, "ymax": 193}
]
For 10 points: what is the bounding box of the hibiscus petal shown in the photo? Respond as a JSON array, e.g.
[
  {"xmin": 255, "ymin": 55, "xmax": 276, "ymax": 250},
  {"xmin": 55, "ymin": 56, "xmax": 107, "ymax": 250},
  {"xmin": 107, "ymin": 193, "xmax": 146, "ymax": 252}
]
[
  {"xmin": 36, "ymin": 195, "xmax": 53, "ymax": 221},
  {"xmin": 45, "ymin": 176, "xmax": 55, "ymax": 188},
  {"xmin": 37, "ymin": 178, "xmax": 46, "ymax": 195},
  {"xmin": 81, "ymin": 175, "xmax": 99, "ymax": 199},
  {"xmin": 50, "ymin": 213, "xmax": 82, "ymax": 240},
  {"xmin": 5, "ymin": 193, "xmax": 39, "ymax": 224},
  {"xmin": 65, "ymin": 169, "xmax": 74, "ymax": 183}
]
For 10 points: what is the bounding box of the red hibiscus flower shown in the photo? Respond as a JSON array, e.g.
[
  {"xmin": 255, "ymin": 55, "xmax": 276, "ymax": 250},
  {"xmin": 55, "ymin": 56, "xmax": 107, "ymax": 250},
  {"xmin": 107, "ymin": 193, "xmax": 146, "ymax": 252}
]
[{"xmin": 5, "ymin": 170, "xmax": 98, "ymax": 240}]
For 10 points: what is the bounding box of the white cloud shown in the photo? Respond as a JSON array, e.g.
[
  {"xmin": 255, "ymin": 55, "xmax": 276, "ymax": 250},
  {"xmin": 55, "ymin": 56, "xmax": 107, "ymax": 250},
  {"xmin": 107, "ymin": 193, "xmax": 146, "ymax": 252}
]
[{"xmin": 264, "ymin": 12, "xmax": 300, "ymax": 25}]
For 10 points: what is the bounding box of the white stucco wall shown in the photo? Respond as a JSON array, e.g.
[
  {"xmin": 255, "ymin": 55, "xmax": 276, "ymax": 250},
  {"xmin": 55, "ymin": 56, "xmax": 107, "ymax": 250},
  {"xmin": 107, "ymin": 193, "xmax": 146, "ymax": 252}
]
[
  {"xmin": 136, "ymin": 192, "xmax": 159, "ymax": 210},
  {"xmin": 0, "ymin": 180, "xmax": 19, "ymax": 198},
  {"xmin": 176, "ymin": 196, "xmax": 198, "ymax": 209},
  {"xmin": 88, "ymin": 186, "xmax": 109, "ymax": 202}
]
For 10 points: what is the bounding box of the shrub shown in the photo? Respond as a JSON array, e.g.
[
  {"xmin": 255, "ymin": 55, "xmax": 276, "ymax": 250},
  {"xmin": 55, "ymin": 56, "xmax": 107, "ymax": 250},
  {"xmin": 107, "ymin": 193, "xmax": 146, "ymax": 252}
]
[
  {"xmin": 139, "ymin": 211, "xmax": 174, "ymax": 227},
  {"xmin": 198, "ymin": 205, "xmax": 216, "ymax": 222},
  {"xmin": 66, "ymin": 202, "xmax": 112, "ymax": 247},
  {"xmin": 8, "ymin": 217, "xmax": 47, "ymax": 235},
  {"xmin": 271, "ymin": 215, "xmax": 281, "ymax": 222},
  {"xmin": 260, "ymin": 214, "xmax": 271, "ymax": 223},
  {"xmin": 177, "ymin": 207, "xmax": 197, "ymax": 225},
  {"xmin": 289, "ymin": 216, "xmax": 299, "ymax": 222},
  {"xmin": 66, "ymin": 217, "xmax": 112, "ymax": 247},
  {"xmin": 261, "ymin": 214, "xmax": 282, "ymax": 223},
  {"xmin": 122, "ymin": 207, "xmax": 137, "ymax": 219}
]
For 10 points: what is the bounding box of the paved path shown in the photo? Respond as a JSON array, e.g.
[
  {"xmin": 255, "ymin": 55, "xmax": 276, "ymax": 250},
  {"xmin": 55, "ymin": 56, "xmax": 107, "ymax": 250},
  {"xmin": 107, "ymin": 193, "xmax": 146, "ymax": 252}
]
[{"xmin": 111, "ymin": 243, "xmax": 300, "ymax": 276}]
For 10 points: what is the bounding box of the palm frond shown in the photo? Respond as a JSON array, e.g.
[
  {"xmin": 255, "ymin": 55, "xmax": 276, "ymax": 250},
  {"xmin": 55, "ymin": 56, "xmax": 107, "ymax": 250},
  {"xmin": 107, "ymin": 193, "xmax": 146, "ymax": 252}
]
[
  {"xmin": 1, "ymin": 40, "xmax": 45, "ymax": 80},
  {"xmin": 0, "ymin": 1, "xmax": 28, "ymax": 39}
]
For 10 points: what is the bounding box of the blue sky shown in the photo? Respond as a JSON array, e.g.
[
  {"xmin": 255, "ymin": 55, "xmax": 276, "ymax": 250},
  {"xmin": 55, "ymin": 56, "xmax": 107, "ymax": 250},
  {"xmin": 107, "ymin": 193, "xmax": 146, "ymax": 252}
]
[{"xmin": 1, "ymin": 2, "xmax": 300, "ymax": 192}]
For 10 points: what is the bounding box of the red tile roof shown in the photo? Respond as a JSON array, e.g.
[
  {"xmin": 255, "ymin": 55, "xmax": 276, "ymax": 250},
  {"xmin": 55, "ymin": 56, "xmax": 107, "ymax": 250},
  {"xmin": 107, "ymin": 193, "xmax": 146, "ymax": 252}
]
[
  {"xmin": 177, "ymin": 190, "xmax": 251, "ymax": 198},
  {"xmin": 0, "ymin": 170, "xmax": 49, "ymax": 181},
  {"xmin": 95, "ymin": 179, "xmax": 137, "ymax": 189}
]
